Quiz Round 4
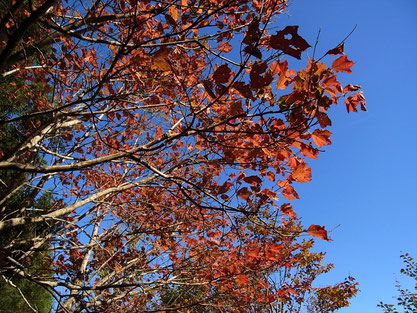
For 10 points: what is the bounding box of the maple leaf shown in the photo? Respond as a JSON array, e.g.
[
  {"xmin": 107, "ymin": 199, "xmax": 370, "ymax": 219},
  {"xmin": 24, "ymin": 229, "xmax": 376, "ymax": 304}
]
[
  {"xmin": 235, "ymin": 274, "xmax": 250, "ymax": 287},
  {"xmin": 269, "ymin": 26, "xmax": 311, "ymax": 59},
  {"xmin": 312, "ymin": 129, "xmax": 332, "ymax": 148},
  {"xmin": 243, "ymin": 175, "xmax": 262, "ymax": 186},
  {"xmin": 233, "ymin": 82, "xmax": 253, "ymax": 99},
  {"xmin": 332, "ymin": 55, "xmax": 354, "ymax": 73},
  {"xmin": 243, "ymin": 20, "xmax": 261, "ymax": 45},
  {"xmin": 316, "ymin": 112, "xmax": 332, "ymax": 128},
  {"xmin": 282, "ymin": 186, "xmax": 299, "ymax": 200},
  {"xmin": 244, "ymin": 45, "xmax": 262, "ymax": 59},
  {"xmin": 218, "ymin": 42, "xmax": 233, "ymax": 53},
  {"xmin": 292, "ymin": 162, "xmax": 311, "ymax": 183},
  {"xmin": 153, "ymin": 48, "xmax": 171, "ymax": 71},
  {"xmin": 213, "ymin": 64, "xmax": 232, "ymax": 85},
  {"xmin": 307, "ymin": 224, "xmax": 332, "ymax": 241},
  {"xmin": 345, "ymin": 92, "xmax": 367, "ymax": 113},
  {"xmin": 280, "ymin": 203, "xmax": 296, "ymax": 218},
  {"xmin": 299, "ymin": 143, "xmax": 319, "ymax": 159},
  {"xmin": 237, "ymin": 187, "xmax": 251, "ymax": 200},
  {"xmin": 270, "ymin": 60, "xmax": 293, "ymax": 90},
  {"xmin": 0, "ymin": 1, "xmax": 365, "ymax": 310},
  {"xmin": 343, "ymin": 84, "xmax": 362, "ymax": 93},
  {"xmin": 326, "ymin": 43, "xmax": 345, "ymax": 55},
  {"xmin": 249, "ymin": 62, "xmax": 273, "ymax": 89}
]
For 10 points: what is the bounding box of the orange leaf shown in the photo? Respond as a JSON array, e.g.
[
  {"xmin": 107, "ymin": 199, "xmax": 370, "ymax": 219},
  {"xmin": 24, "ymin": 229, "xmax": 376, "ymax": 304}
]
[
  {"xmin": 307, "ymin": 224, "xmax": 332, "ymax": 241},
  {"xmin": 155, "ymin": 126, "xmax": 163, "ymax": 138},
  {"xmin": 345, "ymin": 92, "xmax": 367, "ymax": 113},
  {"xmin": 153, "ymin": 48, "xmax": 171, "ymax": 71},
  {"xmin": 266, "ymin": 171, "xmax": 275, "ymax": 181},
  {"xmin": 312, "ymin": 129, "xmax": 332, "ymax": 148},
  {"xmin": 218, "ymin": 41, "xmax": 233, "ymax": 53},
  {"xmin": 292, "ymin": 162, "xmax": 311, "ymax": 183},
  {"xmin": 332, "ymin": 55, "xmax": 354, "ymax": 73},
  {"xmin": 300, "ymin": 143, "xmax": 319, "ymax": 159},
  {"xmin": 271, "ymin": 60, "xmax": 293, "ymax": 90},
  {"xmin": 235, "ymin": 274, "xmax": 250, "ymax": 287},
  {"xmin": 280, "ymin": 203, "xmax": 296, "ymax": 218},
  {"xmin": 282, "ymin": 186, "xmax": 299, "ymax": 200},
  {"xmin": 169, "ymin": 6, "xmax": 179, "ymax": 22}
]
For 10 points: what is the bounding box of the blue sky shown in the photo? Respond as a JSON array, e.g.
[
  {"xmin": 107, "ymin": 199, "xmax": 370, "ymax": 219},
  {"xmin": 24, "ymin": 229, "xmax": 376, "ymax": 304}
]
[{"xmin": 282, "ymin": 0, "xmax": 417, "ymax": 312}]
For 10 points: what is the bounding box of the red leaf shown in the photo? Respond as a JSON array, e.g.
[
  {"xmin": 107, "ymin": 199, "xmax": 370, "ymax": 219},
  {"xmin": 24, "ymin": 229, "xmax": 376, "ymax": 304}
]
[
  {"xmin": 326, "ymin": 43, "xmax": 344, "ymax": 55},
  {"xmin": 345, "ymin": 92, "xmax": 366, "ymax": 113},
  {"xmin": 250, "ymin": 62, "xmax": 273, "ymax": 89},
  {"xmin": 244, "ymin": 45, "xmax": 262, "ymax": 59},
  {"xmin": 311, "ymin": 129, "xmax": 332, "ymax": 148},
  {"xmin": 343, "ymin": 84, "xmax": 362, "ymax": 93},
  {"xmin": 332, "ymin": 55, "xmax": 354, "ymax": 73},
  {"xmin": 233, "ymin": 82, "xmax": 253, "ymax": 99},
  {"xmin": 218, "ymin": 181, "xmax": 232, "ymax": 194},
  {"xmin": 307, "ymin": 224, "xmax": 332, "ymax": 241},
  {"xmin": 243, "ymin": 20, "xmax": 261, "ymax": 45},
  {"xmin": 316, "ymin": 112, "xmax": 332, "ymax": 128},
  {"xmin": 269, "ymin": 26, "xmax": 311, "ymax": 59},
  {"xmin": 235, "ymin": 274, "xmax": 250, "ymax": 287},
  {"xmin": 323, "ymin": 75, "xmax": 343, "ymax": 96},
  {"xmin": 202, "ymin": 80, "xmax": 216, "ymax": 99},
  {"xmin": 243, "ymin": 175, "xmax": 262, "ymax": 186},
  {"xmin": 237, "ymin": 187, "xmax": 251, "ymax": 200},
  {"xmin": 280, "ymin": 203, "xmax": 296, "ymax": 218},
  {"xmin": 213, "ymin": 64, "xmax": 232, "ymax": 85}
]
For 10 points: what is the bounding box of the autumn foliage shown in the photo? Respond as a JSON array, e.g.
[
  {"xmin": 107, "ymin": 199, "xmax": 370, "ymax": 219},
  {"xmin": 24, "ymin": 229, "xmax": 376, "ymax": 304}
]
[{"xmin": 0, "ymin": 0, "xmax": 364, "ymax": 311}]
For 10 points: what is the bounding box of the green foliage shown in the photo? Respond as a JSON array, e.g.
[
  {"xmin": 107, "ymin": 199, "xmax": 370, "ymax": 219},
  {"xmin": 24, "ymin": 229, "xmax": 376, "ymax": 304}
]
[
  {"xmin": 378, "ymin": 253, "xmax": 417, "ymax": 313},
  {"xmin": 0, "ymin": 51, "xmax": 54, "ymax": 313},
  {"xmin": 0, "ymin": 275, "xmax": 52, "ymax": 313}
]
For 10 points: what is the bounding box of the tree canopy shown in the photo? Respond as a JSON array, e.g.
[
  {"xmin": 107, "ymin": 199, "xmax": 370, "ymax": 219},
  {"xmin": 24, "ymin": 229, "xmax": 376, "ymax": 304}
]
[
  {"xmin": 378, "ymin": 253, "xmax": 417, "ymax": 313},
  {"xmin": 0, "ymin": 0, "xmax": 365, "ymax": 311}
]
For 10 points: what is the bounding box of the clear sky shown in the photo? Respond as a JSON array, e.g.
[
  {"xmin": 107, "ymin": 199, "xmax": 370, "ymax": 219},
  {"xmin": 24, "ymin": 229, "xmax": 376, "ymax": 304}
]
[{"xmin": 281, "ymin": 0, "xmax": 417, "ymax": 312}]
